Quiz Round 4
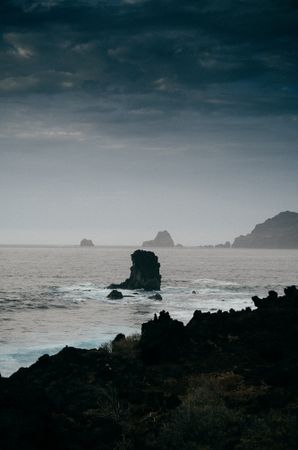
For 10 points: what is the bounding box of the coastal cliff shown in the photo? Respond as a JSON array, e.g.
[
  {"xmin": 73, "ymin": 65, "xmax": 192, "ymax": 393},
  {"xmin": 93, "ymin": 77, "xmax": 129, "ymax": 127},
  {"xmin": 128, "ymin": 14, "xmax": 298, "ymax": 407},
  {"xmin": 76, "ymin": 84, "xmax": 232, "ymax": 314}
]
[{"xmin": 233, "ymin": 211, "xmax": 298, "ymax": 248}]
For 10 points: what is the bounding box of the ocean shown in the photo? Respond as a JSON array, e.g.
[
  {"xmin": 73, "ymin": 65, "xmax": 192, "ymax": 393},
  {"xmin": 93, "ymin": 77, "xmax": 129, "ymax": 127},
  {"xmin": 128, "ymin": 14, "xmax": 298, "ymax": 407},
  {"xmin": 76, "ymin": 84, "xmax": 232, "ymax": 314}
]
[{"xmin": 0, "ymin": 246, "xmax": 297, "ymax": 377}]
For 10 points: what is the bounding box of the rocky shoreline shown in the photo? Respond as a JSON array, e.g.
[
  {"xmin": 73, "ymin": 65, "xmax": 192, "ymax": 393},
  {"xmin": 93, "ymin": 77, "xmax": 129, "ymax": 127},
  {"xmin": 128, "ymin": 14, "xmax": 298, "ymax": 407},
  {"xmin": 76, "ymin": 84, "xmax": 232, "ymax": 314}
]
[{"xmin": 1, "ymin": 286, "xmax": 298, "ymax": 449}]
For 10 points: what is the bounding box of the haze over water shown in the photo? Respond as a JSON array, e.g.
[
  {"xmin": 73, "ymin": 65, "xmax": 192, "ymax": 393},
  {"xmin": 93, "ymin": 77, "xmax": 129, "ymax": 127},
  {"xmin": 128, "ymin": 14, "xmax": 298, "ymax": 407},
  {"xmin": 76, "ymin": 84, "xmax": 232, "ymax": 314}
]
[{"xmin": 1, "ymin": 246, "xmax": 297, "ymax": 376}]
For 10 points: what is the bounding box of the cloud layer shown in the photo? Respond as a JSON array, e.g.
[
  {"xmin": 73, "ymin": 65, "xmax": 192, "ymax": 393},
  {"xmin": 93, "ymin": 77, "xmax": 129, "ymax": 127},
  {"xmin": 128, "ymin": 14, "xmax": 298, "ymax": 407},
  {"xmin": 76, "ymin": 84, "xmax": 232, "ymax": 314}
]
[{"xmin": 0, "ymin": 1, "xmax": 297, "ymax": 244}]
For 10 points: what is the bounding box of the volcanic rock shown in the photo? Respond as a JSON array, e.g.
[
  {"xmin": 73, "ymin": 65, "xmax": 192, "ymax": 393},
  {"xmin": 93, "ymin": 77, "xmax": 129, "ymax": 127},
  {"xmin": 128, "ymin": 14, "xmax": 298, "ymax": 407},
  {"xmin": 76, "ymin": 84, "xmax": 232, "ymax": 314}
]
[
  {"xmin": 252, "ymin": 285, "xmax": 298, "ymax": 309},
  {"xmin": 108, "ymin": 250, "xmax": 161, "ymax": 291},
  {"xmin": 149, "ymin": 293, "xmax": 162, "ymax": 300},
  {"xmin": 140, "ymin": 311, "xmax": 186, "ymax": 362},
  {"xmin": 107, "ymin": 290, "xmax": 123, "ymax": 300}
]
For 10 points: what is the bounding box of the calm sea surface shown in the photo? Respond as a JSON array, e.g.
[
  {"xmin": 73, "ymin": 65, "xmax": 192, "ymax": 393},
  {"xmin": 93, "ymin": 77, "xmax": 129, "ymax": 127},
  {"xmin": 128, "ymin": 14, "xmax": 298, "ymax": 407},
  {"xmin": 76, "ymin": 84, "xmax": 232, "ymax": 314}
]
[{"xmin": 0, "ymin": 246, "xmax": 297, "ymax": 376}]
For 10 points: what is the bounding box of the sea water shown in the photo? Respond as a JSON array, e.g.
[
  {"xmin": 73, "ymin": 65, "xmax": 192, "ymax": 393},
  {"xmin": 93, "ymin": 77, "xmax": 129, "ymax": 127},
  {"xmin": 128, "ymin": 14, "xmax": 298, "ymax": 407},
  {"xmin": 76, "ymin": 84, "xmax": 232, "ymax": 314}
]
[{"xmin": 0, "ymin": 246, "xmax": 297, "ymax": 376}]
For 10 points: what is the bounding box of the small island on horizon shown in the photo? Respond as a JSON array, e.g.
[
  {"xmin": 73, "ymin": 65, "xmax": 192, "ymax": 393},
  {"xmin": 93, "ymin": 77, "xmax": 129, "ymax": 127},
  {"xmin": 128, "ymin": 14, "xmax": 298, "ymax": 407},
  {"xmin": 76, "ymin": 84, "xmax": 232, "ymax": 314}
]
[
  {"xmin": 80, "ymin": 239, "xmax": 95, "ymax": 247},
  {"xmin": 142, "ymin": 230, "xmax": 175, "ymax": 247},
  {"xmin": 142, "ymin": 230, "xmax": 184, "ymax": 248}
]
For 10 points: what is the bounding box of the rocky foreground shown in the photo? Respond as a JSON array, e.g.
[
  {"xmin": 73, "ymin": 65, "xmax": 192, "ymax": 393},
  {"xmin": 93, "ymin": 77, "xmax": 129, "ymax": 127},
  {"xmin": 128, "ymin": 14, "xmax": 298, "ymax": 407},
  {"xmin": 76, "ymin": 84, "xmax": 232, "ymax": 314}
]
[{"xmin": 1, "ymin": 287, "xmax": 298, "ymax": 450}]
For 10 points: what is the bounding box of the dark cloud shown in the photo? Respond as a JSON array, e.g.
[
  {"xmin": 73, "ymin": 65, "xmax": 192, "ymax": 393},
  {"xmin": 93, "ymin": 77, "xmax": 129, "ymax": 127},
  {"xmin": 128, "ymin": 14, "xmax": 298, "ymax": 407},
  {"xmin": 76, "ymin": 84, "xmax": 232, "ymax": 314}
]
[
  {"xmin": 0, "ymin": 0, "xmax": 296, "ymax": 110},
  {"xmin": 0, "ymin": 1, "xmax": 297, "ymax": 244}
]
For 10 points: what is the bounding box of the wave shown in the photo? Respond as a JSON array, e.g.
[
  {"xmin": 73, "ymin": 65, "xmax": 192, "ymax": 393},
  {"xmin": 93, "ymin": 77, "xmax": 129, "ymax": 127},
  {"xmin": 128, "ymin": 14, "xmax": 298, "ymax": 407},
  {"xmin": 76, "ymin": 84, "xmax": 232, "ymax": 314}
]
[{"xmin": 0, "ymin": 278, "xmax": 257, "ymax": 314}]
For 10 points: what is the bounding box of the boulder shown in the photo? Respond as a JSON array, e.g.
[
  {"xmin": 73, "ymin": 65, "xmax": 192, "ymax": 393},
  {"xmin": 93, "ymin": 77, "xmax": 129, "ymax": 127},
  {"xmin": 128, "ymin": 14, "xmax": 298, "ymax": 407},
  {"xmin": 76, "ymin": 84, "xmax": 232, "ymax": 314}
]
[
  {"xmin": 107, "ymin": 290, "xmax": 123, "ymax": 300},
  {"xmin": 108, "ymin": 250, "xmax": 161, "ymax": 291},
  {"xmin": 149, "ymin": 293, "xmax": 163, "ymax": 300}
]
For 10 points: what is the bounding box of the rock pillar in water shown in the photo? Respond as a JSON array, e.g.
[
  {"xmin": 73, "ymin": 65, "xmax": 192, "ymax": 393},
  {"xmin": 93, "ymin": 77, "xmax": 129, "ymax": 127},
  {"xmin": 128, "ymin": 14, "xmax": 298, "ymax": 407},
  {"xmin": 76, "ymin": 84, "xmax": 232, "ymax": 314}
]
[{"xmin": 108, "ymin": 249, "xmax": 161, "ymax": 291}]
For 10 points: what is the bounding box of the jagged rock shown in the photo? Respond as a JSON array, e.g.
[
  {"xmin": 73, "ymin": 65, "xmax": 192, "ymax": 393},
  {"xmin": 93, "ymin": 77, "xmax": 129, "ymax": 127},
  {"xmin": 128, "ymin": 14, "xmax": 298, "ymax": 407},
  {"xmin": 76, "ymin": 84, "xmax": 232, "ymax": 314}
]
[
  {"xmin": 143, "ymin": 230, "xmax": 175, "ymax": 247},
  {"xmin": 108, "ymin": 250, "xmax": 161, "ymax": 291},
  {"xmin": 113, "ymin": 333, "xmax": 126, "ymax": 344},
  {"xmin": 112, "ymin": 333, "xmax": 126, "ymax": 352},
  {"xmin": 107, "ymin": 290, "xmax": 123, "ymax": 300},
  {"xmin": 2, "ymin": 286, "xmax": 298, "ymax": 450},
  {"xmin": 80, "ymin": 238, "xmax": 95, "ymax": 247},
  {"xmin": 232, "ymin": 211, "xmax": 298, "ymax": 248},
  {"xmin": 149, "ymin": 293, "xmax": 162, "ymax": 300},
  {"xmin": 140, "ymin": 311, "xmax": 186, "ymax": 362}
]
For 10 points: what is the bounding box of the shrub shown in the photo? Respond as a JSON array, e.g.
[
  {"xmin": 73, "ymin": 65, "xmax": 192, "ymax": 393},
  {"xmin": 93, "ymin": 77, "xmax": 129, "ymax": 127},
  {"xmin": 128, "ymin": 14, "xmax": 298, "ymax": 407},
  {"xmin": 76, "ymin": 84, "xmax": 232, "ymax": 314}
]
[
  {"xmin": 154, "ymin": 375, "xmax": 244, "ymax": 450},
  {"xmin": 112, "ymin": 334, "xmax": 140, "ymax": 360}
]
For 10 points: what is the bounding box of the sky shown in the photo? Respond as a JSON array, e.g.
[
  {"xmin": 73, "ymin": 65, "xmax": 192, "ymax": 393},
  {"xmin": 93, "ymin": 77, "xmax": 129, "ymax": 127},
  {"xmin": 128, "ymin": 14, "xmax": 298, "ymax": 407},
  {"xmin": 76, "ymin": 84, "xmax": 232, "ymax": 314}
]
[{"xmin": 0, "ymin": 0, "xmax": 297, "ymax": 245}]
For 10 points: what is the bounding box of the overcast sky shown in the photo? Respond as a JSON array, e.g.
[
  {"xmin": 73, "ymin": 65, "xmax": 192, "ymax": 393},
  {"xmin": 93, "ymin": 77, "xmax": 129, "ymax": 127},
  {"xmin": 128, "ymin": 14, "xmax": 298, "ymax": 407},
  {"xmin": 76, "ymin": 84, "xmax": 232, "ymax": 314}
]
[{"xmin": 0, "ymin": 0, "xmax": 297, "ymax": 245}]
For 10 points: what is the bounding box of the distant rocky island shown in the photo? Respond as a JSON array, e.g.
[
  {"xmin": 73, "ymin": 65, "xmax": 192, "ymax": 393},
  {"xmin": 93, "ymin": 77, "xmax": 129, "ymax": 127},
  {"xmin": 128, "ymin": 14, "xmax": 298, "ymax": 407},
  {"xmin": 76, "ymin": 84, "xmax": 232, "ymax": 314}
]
[
  {"xmin": 142, "ymin": 230, "xmax": 178, "ymax": 247},
  {"xmin": 232, "ymin": 211, "xmax": 298, "ymax": 248},
  {"xmin": 195, "ymin": 241, "xmax": 231, "ymax": 249},
  {"xmin": 215, "ymin": 241, "xmax": 231, "ymax": 248},
  {"xmin": 80, "ymin": 238, "xmax": 95, "ymax": 247}
]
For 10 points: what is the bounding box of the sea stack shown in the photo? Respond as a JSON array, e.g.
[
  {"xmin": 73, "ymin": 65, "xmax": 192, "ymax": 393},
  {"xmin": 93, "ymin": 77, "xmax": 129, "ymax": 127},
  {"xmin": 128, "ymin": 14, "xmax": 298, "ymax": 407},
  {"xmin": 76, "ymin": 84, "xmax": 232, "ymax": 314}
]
[
  {"xmin": 80, "ymin": 239, "xmax": 95, "ymax": 247},
  {"xmin": 108, "ymin": 249, "xmax": 161, "ymax": 291},
  {"xmin": 142, "ymin": 230, "xmax": 175, "ymax": 247}
]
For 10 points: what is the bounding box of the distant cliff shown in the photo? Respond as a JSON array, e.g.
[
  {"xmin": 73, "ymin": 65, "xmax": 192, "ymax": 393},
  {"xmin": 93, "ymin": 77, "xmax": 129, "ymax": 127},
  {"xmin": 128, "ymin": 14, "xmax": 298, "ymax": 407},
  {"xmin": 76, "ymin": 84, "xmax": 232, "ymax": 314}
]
[
  {"xmin": 232, "ymin": 211, "xmax": 298, "ymax": 248},
  {"xmin": 143, "ymin": 231, "xmax": 175, "ymax": 248},
  {"xmin": 80, "ymin": 238, "xmax": 95, "ymax": 247}
]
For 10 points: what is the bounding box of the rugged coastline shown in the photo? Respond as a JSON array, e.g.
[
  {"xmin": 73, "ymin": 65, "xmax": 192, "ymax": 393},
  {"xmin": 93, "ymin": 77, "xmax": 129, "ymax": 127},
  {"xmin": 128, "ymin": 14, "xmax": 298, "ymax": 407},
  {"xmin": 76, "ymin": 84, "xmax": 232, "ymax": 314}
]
[
  {"xmin": 1, "ymin": 287, "xmax": 298, "ymax": 450},
  {"xmin": 232, "ymin": 211, "xmax": 298, "ymax": 249}
]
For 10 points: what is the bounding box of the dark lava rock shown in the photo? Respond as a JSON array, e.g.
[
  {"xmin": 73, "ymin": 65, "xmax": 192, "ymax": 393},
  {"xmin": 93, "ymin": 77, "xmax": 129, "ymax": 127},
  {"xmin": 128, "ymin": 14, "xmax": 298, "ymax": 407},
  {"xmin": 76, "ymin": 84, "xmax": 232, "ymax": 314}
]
[
  {"xmin": 2, "ymin": 286, "xmax": 298, "ymax": 450},
  {"xmin": 113, "ymin": 333, "xmax": 126, "ymax": 344},
  {"xmin": 252, "ymin": 285, "xmax": 298, "ymax": 309},
  {"xmin": 142, "ymin": 230, "xmax": 175, "ymax": 247},
  {"xmin": 140, "ymin": 311, "xmax": 186, "ymax": 362},
  {"xmin": 80, "ymin": 238, "xmax": 95, "ymax": 247},
  {"xmin": 149, "ymin": 293, "xmax": 163, "ymax": 300},
  {"xmin": 107, "ymin": 290, "xmax": 123, "ymax": 300},
  {"xmin": 108, "ymin": 249, "xmax": 161, "ymax": 291}
]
